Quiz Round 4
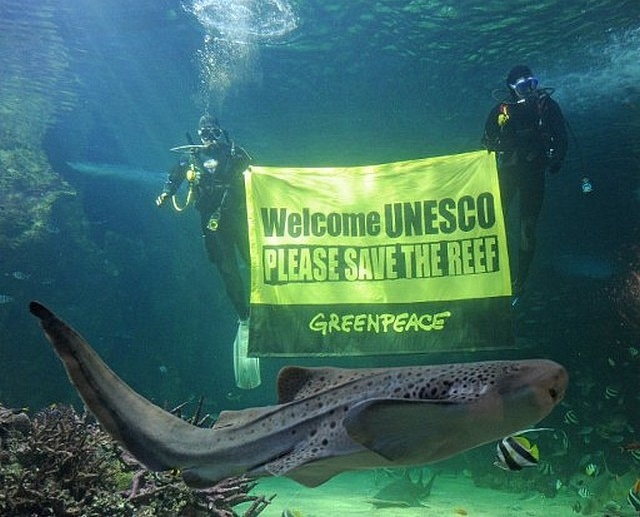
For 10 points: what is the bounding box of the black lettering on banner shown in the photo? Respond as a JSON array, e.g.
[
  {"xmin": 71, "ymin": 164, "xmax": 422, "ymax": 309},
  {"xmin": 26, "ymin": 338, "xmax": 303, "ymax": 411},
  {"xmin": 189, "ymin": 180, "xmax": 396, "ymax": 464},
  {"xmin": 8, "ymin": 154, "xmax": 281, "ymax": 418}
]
[
  {"xmin": 458, "ymin": 195, "xmax": 475, "ymax": 232},
  {"xmin": 383, "ymin": 193, "xmax": 496, "ymax": 238},
  {"xmin": 262, "ymin": 236, "xmax": 500, "ymax": 285},
  {"xmin": 260, "ymin": 194, "xmax": 496, "ymax": 240},
  {"xmin": 438, "ymin": 198, "xmax": 457, "ymax": 234},
  {"xmin": 260, "ymin": 207, "xmax": 382, "ymax": 238},
  {"xmin": 476, "ymin": 192, "xmax": 496, "ymax": 229},
  {"xmin": 443, "ymin": 235, "xmax": 499, "ymax": 276}
]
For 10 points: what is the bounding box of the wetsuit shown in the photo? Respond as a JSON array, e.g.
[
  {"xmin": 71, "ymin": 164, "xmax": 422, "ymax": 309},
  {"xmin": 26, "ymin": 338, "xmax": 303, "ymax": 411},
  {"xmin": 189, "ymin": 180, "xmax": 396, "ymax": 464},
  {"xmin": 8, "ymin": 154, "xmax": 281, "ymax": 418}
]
[
  {"xmin": 162, "ymin": 140, "xmax": 252, "ymax": 320},
  {"xmin": 482, "ymin": 90, "xmax": 568, "ymax": 291}
]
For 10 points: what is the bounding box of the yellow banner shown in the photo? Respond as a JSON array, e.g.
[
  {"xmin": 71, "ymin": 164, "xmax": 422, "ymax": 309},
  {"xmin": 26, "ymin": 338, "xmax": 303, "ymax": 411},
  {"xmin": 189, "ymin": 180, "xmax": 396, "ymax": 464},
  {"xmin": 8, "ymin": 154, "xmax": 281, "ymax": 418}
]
[{"xmin": 245, "ymin": 150, "xmax": 513, "ymax": 356}]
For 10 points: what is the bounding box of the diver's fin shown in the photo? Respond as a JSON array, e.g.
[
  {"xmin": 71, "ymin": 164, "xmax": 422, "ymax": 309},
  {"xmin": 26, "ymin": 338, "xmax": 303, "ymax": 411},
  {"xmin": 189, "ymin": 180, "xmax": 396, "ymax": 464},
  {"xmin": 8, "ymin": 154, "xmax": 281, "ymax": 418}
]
[{"xmin": 233, "ymin": 319, "xmax": 261, "ymax": 389}]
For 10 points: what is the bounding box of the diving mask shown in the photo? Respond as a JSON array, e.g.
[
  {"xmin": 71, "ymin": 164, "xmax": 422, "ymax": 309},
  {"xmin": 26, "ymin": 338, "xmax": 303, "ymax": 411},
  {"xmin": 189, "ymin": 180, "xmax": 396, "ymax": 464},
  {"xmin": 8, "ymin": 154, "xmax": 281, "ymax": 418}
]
[
  {"xmin": 198, "ymin": 126, "xmax": 223, "ymax": 143},
  {"xmin": 509, "ymin": 76, "xmax": 539, "ymax": 96}
]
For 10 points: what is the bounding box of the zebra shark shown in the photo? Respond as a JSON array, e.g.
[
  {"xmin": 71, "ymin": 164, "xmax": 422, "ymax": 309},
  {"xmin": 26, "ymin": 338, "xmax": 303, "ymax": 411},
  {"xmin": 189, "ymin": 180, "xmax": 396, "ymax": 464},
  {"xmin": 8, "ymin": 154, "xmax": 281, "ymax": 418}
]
[{"xmin": 29, "ymin": 301, "xmax": 567, "ymax": 488}]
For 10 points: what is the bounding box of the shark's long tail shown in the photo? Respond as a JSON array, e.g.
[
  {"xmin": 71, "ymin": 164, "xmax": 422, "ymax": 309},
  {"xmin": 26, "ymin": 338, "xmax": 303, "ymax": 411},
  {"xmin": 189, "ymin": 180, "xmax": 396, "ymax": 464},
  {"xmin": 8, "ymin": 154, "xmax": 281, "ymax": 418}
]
[{"xmin": 29, "ymin": 301, "xmax": 207, "ymax": 473}]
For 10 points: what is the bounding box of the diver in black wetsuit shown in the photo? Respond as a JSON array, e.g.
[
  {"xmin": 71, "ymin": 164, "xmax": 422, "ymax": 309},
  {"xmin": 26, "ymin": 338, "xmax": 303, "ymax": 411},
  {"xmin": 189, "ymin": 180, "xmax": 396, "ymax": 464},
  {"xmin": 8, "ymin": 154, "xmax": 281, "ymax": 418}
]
[
  {"xmin": 156, "ymin": 114, "xmax": 252, "ymax": 321},
  {"xmin": 482, "ymin": 65, "xmax": 568, "ymax": 298}
]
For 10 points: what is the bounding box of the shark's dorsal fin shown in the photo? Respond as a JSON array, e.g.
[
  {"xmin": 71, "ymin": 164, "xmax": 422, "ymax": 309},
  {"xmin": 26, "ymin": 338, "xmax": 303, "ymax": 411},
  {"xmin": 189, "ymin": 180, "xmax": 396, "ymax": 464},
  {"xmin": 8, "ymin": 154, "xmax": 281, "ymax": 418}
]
[
  {"xmin": 276, "ymin": 366, "xmax": 315, "ymax": 404},
  {"xmin": 276, "ymin": 366, "xmax": 372, "ymax": 404}
]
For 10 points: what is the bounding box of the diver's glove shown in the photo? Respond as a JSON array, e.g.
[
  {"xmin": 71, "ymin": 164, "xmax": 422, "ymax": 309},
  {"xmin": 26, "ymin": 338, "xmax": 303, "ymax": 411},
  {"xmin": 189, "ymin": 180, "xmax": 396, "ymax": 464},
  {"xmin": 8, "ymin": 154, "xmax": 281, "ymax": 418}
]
[
  {"xmin": 155, "ymin": 192, "xmax": 169, "ymax": 207},
  {"xmin": 548, "ymin": 161, "xmax": 562, "ymax": 175}
]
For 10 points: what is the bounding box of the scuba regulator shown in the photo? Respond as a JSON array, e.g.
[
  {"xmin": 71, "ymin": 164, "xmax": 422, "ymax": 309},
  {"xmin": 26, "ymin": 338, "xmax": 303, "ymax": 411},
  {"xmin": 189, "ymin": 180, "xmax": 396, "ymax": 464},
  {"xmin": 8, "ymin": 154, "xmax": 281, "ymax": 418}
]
[
  {"xmin": 167, "ymin": 144, "xmax": 228, "ymax": 232},
  {"xmin": 167, "ymin": 144, "xmax": 210, "ymax": 211}
]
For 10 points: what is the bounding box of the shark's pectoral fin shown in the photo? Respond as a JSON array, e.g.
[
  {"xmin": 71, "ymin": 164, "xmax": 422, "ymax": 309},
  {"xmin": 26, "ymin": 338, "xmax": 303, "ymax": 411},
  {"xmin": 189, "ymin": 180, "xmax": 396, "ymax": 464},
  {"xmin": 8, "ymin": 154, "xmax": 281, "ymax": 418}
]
[{"xmin": 343, "ymin": 398, "xmax": 471, "ymax": 463}]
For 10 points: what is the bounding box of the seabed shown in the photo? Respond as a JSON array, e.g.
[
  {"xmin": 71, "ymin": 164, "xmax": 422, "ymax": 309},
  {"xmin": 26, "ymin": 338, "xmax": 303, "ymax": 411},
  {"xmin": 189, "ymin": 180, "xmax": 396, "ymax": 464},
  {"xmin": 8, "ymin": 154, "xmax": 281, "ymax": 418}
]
[
  {"xmin": 256, "ymin": 472, "xmax": 604, "ymax": 517},
  {"xmin": 253, "ymin": 471, "xmax": 583, "ymax": 516}
]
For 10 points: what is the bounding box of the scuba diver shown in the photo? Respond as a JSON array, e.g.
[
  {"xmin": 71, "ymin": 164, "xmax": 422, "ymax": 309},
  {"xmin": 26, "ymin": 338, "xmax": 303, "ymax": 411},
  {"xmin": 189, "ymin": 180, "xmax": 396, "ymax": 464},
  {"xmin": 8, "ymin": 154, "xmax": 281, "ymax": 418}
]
[
  {"xmin": 156, "ymin": 114, "xmax": 260, "ymax": 389},
  {"xmin": 156, "ymin": 114, "xmax": 251, "ymax": 323},
  {"xmin": 482, "ymin": 65, "xmax": 568, "ymax": 301}
]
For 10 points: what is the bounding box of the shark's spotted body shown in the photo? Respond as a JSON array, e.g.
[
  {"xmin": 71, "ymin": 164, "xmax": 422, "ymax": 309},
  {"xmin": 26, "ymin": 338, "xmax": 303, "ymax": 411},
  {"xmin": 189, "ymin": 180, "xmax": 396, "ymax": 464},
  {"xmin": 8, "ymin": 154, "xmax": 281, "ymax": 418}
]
[{"xmin": 30, "ymin": 301, "xmax": 568, "ymax": 487}]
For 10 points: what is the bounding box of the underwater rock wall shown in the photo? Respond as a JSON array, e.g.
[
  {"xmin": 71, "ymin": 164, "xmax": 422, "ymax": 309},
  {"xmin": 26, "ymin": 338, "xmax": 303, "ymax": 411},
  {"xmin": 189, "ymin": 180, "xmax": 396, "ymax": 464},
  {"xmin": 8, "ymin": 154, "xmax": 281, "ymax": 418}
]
[
  {"xmin": 0, "ymin": 0, "xmax": 78, "ymax": 250},
  {"xmin": 0, "ymin": 1, "xmax": 76, "ymax": 146},
  {"xmin": 0, "ymin": 148, "xmax": 75, "ymax": 250},
  {"xmin": 0, "ymin": 1, "xmax": 131, "ymax": 409}
]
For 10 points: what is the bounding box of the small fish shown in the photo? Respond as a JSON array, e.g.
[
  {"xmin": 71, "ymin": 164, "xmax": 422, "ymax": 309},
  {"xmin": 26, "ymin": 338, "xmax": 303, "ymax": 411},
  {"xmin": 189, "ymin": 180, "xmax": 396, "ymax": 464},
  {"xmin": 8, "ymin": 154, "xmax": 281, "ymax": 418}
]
[
  {"xmin": 538, "ymin": 459, "xmax": 554, "ymax": 475},
  {"xmin": 0, "ymin": 294, "xmax": 14, "ymax": 304},
  {"xmin": 604, "ymin": 386, "xmax": 620, "ymax": 399},
  {"xmin": 555, "ymin": 428, "xmax": 570, "ymax": 452},
  {"xmin": 628, "ymin": 347, "xmax": 639, "ymax": 358},
  {"xmin": 281, "ymin": 510, "xmax": 304, "ymax": 517},
  {"xmin": 494, "ymin": 427, "xmax": 556, "ymax": 471},
  {"xmin": 495, "ymin": 435, "xmax": 540, "ymax": 471},
  {"xmin": 225, "ymin": 391, "xmax": 243, "ymax": 402},
  {"xmin": 11, "ymin": 271, "xmax": 30, "ymax": 281},
  {"xmin": 563, "ymin": 409, "xmax": 579, "ymax": 424},
  {"xmin": 620, "ymin": 442, "xmax": 640, "ymax": 452},
  {"xmin": 628, "ymin": 479, "xmax": 640, "ymax": 512},
  {"xmin": 578, "ymin": 486, "xmax": 593, "ymax": 499},
  {"xmin": 584, "ymin": 463, "xmax": 599, "ymax": 476}
]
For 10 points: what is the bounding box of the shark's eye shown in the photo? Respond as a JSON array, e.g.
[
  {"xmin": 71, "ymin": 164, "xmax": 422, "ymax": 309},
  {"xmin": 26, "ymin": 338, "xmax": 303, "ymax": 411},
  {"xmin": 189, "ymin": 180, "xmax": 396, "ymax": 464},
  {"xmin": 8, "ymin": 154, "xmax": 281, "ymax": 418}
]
[{"xmin": 548, "ymin": 387, "xmax": 559, "ymax": 400}]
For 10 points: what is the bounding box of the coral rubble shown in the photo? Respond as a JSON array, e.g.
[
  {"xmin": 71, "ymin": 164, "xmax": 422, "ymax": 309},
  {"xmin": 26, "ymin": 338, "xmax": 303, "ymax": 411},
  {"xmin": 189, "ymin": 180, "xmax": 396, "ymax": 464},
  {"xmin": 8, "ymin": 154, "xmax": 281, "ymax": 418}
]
[{"xmin": 0, "ymin": 404, "xmax": 274, "ymax": 516}]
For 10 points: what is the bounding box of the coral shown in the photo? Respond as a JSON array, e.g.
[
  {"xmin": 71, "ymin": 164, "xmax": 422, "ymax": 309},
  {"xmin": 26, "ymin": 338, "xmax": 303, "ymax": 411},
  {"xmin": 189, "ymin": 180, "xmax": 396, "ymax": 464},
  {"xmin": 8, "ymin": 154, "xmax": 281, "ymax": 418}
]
[
  {"xmin": 0, "ymin": 404, "xmax": 129, "ymax": 515},
  {"xmin": 0, "ymin": 403, "xmax": 274, "ymax": 516},
  {"xmin": 122, "ymin": 464, "xmax": 274, "ymax": 517}
]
